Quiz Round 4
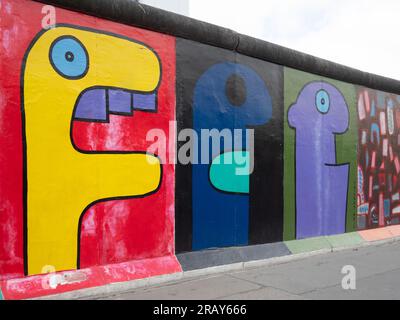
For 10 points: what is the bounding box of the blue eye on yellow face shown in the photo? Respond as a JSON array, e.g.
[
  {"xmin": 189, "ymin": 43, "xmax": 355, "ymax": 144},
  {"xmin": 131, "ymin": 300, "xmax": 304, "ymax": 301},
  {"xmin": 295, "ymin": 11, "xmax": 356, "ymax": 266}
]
[
  {"xmin": 49, "ymin": 36, "xmax": 89, "ymax": 79},
  {"xmin": 315, "ymin": 89, "xmax": 330, "ymax": 114}
]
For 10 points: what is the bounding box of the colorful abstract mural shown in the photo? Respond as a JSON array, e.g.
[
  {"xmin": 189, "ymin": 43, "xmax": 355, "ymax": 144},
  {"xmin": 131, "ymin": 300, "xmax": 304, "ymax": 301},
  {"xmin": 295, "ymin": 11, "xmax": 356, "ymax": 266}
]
[
  {"xmin": 192, "ymin": 62, "xmax": 272, "ymax": 250},
  {"xmin": 175, "ymin": 39, "xmax": 284, "ymax": 253},
  {"xmin": 0, "ymin": 0, "xmax": 175, "ymax": 279},
  {"xmin": 1, "ymin": 0, "xmax": 400, "ymax": 299},
  {"xmin": 284, "ymin": 68, "xmax": 358, "ymax": 240},
  {"xmin": 357, "ymin": 89, "xmax": 400, "ymax": 229},
  {"xmin": 288, "ymin": 81, "xmax": 350, "ymax": 238}
]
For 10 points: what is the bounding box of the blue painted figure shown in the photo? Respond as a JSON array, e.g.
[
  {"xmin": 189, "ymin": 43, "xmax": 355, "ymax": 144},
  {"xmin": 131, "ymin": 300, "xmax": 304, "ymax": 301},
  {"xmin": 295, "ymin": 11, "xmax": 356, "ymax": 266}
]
[{"xmin": 192, "ymin": 62, "xmax": 272, "ymax": 250}]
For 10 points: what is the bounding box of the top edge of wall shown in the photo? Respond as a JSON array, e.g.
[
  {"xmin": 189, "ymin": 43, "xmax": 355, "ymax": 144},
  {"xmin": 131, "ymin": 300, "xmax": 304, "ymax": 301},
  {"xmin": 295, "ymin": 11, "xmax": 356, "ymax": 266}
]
[{"xmin": 34, "ymin": 0, "xmax": 400, "ymax": 95}]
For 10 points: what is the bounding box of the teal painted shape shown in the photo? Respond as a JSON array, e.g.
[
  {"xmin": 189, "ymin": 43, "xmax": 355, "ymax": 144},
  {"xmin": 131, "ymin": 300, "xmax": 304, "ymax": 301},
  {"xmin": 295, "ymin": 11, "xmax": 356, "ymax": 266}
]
[
  {"xmin": 209, "ymin": 151, "xmax": 250, "ymax": 194},
  {"xmin": 0, "ymin": 289, "xmax": 3, "ymax": 300}
]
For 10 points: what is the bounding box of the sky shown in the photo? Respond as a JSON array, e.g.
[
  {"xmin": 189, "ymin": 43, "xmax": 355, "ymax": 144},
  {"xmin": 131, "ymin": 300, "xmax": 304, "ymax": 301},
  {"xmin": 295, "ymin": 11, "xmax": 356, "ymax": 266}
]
[{"xmin": 147, "ymin": 0, "xmax": 400, "ymax": 81}]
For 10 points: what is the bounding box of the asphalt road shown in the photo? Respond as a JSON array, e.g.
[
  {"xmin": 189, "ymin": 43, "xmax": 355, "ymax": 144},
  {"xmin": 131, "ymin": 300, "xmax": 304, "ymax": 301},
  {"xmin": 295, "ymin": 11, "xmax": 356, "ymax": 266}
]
[{"xmin": 95, "ymin": 240, "xmax": 400, "ymax": 300}]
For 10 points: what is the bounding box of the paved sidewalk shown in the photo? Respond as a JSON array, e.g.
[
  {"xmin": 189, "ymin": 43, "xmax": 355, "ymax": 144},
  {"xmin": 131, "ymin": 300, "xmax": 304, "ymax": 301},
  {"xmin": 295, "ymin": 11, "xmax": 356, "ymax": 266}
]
[{"xmin": 93, "ymin": 241, "xmax": 400, "ymax": 300}]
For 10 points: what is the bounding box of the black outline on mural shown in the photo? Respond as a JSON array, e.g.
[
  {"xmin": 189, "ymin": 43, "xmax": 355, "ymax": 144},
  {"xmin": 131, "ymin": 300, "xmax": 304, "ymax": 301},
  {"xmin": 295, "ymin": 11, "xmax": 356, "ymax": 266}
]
[
  {"xmin": 287, "ymin": 80, "xmax": 351, "ymax": 239},
  {"xmin": 76, "ymin": 162, "xmax": 163, "ymax": 269},
  {"xmin": 21, "ymin": 23, "xmax": 165, "ymax": 276}
]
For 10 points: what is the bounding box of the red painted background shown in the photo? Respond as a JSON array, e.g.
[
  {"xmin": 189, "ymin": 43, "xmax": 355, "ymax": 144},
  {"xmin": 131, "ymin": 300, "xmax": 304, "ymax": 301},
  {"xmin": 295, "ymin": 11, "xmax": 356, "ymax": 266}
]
[{"xmin": 0, "ymin": 0, "xmax": 176, "ymax": 280}]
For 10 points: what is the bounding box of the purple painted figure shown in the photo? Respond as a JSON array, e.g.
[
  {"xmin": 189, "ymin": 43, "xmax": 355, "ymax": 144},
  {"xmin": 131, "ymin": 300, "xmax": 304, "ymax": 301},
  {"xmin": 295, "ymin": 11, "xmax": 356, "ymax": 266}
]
[{"xmin": 288, "ymin": 81, "xmax": 350, "ymax": 239}]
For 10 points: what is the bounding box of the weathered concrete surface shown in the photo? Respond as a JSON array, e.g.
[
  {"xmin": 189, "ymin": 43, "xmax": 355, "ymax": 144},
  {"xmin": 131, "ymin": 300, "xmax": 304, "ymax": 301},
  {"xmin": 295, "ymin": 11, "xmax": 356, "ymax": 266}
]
[
  {"xmin": 95, "ymin": 241, "xmax": 400, "ymax": 300},
  {"xmin": 177, "ymin": 243, "xmax": 291, "ymax": 271},
  {"xmin": 284, "ymin": 232, "xmax": 364, "ymax": 255}
]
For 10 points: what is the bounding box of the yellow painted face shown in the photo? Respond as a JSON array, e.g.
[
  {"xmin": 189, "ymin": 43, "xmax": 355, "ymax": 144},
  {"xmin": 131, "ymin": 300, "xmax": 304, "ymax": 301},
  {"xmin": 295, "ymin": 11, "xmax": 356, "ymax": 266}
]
[{"xmin": 23, "ymin": 26, "xmax": 162, "ymax": 275}]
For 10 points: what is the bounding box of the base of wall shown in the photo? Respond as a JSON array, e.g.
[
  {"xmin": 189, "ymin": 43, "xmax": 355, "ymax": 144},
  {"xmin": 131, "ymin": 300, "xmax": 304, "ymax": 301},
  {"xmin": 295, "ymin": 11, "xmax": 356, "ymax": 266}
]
[
  {"xmin": 358, "ymin": 225, "xmax": 400, "ymax": 241},
  {"xmin": 41, "ymin": 231, "xmax": 400, "ymax": 300},
  {"xmin": 177, "ymin": 242, "xmax": 291, "ymax": 271},
  {"xmin": 2, "ymin": 226, "xmax": 400, "ymax": 300},
  {"xmin": 0, "ymin": 255, "xmax": 181, "ymax": 300}
]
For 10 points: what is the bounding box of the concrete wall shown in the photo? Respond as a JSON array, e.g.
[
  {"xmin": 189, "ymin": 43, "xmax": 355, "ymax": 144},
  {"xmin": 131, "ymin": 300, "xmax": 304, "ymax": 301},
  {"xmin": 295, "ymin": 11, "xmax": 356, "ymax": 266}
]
[{"xmin": 1, "ymin": 0, "xmax": 400, "ymax": 298}]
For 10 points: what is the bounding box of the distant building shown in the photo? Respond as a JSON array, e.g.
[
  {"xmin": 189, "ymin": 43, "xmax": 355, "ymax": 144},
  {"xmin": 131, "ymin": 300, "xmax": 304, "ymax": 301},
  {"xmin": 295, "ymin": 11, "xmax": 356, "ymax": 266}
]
[{"xmin": 138, "ymin": 0, "xmax": 189, "ymax": 16}]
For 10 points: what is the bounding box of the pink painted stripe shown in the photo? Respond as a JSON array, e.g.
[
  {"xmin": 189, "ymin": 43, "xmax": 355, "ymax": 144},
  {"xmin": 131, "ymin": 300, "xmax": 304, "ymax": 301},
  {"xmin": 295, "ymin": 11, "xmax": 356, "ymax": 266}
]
[
  {"xmin": 358, "ymin": 228, "xmax": 393, "ymax": 242},
  {"xmin": 390, "ymin": 145, "xmax": 394, "ymax": 161},
  {"xmin": 395, "ymin": 157, "xmax": 400, "ymax": 174},
  {"xmin": 380, "ymin": 112, "xmax": 387, "ymax": 135},
  {"xmin": 0, "ymin": 255, "xmax": 182, "ymax": 300},
  {"xmin": 383, "ymin": 139, "xmax": 388, "ymax": 157},
  {"xmin": 358, "ymin": 94, "xmax": 366, "ymax": 120},
  {"xmin": 371, "ymin": 151, "xmax": 376, "ymax": 169},
  {"xmin": 387, "ymin": 225, "xmax": 400, "ymax": 237},
  {"xmin": 363, "ymin": 90, "xmax": 370, "ymax": 113}
]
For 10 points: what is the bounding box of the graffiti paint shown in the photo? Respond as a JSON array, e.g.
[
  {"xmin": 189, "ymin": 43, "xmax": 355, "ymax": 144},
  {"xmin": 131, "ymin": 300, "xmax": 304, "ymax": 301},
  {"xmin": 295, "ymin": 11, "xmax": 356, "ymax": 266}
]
[
  {"xmin": 175, "ymin": 39, "xmax": 284, "ymax": 253},
  {"xmin": 357, "ymin": 89, "xmax": 400, "ymax": 229},
  {"xmin": 2, "ymin": 0, "xmax": 400, "ymax": 296},
  {"xmin": 23, "ymin": 25, "xmax": 164, "ymax": 275},
  {"xmin": 0, "ymin": 0, "xmax": 175, "ymax": 279},
  {"xmin": 288, "ymin": 82, "xmax": 350, "ymax": 238},
  {"xmin": 284, "ymin": 69, "xmax": 357, "ymax": 240},
  {"xmin": 192, "ymin": 62, "xmax": 272, "ymax": 250}
]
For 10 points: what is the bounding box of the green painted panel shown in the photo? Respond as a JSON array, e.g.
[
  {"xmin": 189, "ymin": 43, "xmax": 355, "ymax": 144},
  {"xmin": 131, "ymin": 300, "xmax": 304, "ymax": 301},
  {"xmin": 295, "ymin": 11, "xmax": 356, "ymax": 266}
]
[{"xmin": 283, "ymin": 67, "xmax": 358, "ymax": 241}]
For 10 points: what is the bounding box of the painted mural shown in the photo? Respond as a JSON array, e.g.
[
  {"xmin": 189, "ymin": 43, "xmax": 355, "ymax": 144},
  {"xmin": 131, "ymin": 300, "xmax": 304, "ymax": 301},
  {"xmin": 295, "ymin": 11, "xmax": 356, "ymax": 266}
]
[
  {"xmin": 1, "ymin": 0, "xmax": 400, "ymax": 289},
  {"xmin": 0, "ymin": 0, "xmax": 175, "ymax": 279},
  {"xmin": 357, "ymin": 89, "xmax": 400, "ymax": 230},
  {"xmin": 284, "ymin": 69, "xmax": 358, "ymax": 240},
  {"xmin": 288, "ymin": 82, "xmax": 350, "ymax": 238},
  {"xmin": 175, "ymin": 39, "xmax": 284, "ymax": 253}
]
